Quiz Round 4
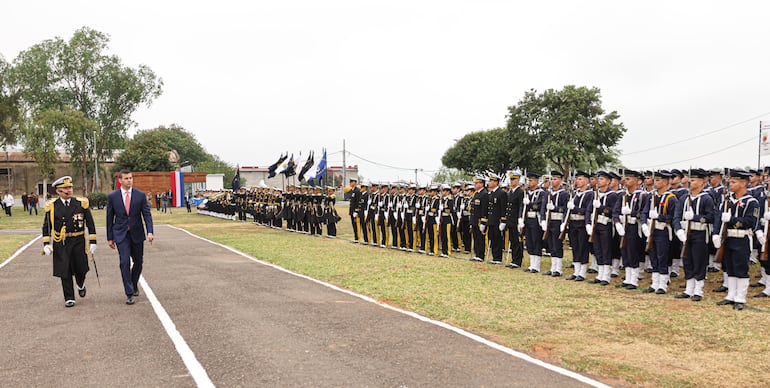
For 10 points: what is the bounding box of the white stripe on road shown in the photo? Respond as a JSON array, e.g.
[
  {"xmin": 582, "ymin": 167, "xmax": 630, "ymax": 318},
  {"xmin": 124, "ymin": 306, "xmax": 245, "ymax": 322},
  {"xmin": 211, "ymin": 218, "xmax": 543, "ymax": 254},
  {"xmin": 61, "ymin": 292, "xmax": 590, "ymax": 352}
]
[
  {"xmin": 0, "ymin": 235, "xmax": 41, "ymax": 269},
  {"xmin": 168, "ymin": 225, "xmax": 610, "ymax": 388},
  {"xmin": 139, "ymin": 275, "xmax": 215, "ymax": 388}
]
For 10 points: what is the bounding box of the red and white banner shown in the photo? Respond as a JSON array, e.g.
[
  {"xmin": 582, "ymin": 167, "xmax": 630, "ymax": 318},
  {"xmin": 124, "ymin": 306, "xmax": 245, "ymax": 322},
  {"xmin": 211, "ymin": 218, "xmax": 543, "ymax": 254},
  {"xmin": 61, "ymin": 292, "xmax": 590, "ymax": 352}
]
[{"xmin": 761, "ymin": 121, "xmax": 770, "ymax": 157}]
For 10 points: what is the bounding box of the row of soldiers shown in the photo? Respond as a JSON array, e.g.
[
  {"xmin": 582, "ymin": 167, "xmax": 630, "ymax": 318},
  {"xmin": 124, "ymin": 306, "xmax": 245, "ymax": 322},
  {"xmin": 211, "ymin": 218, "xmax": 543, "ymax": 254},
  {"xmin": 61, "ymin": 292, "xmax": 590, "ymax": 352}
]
[
  {"xmin": 347, "ymin": 167, "xmax": 768, "ymax": 311},
  {"xmin": 199, "ymin": 185, "xmax": 342, "ymax": 237}
]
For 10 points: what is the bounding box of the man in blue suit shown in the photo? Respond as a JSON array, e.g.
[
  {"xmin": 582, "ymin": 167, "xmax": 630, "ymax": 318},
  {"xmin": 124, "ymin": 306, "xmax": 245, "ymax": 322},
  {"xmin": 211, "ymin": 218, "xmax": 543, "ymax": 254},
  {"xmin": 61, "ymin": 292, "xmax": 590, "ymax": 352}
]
[{"xmin": 107, "ymin": 170, "xmax": 154, "ymax": 305}]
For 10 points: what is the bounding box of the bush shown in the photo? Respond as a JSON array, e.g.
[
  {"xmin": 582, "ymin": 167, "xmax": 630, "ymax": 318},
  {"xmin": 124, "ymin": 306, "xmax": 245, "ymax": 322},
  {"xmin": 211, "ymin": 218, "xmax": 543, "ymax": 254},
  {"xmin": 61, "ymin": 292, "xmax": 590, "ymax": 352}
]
[{"xmin": 88, "ymin": 192, "xmax": 108, "ymax": 209}]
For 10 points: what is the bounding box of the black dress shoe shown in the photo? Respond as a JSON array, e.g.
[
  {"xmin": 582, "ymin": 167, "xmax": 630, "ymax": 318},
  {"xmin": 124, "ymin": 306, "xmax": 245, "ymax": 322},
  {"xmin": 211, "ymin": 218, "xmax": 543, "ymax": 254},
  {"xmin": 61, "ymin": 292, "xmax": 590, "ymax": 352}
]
[
  {"xmin": 645, "ymin": 268, "xmax": 653, "ymax": 273},
  {"xmin": 642, "ymin": 287, "xmax": 656, "ymax": 293},
  {"xmin": 707, "ymin": 267, "xmax": 719, "ymax": 272},
  {"xmin": 565, "ymin": 275, "xmax": 577, "ymax": 281},
  {"xmin": 753, "ymin": 292, "xmax": 769, "ymax": 298},
  {"xmin": 589, "ymin": 278, "xmax": 602, "ymax": 284},
  {"xmin": 713, "ymin": 286, "xmax": 729, "ymax": 293},
  {"xmin": 505, "ymin": 263, "xmax": 520, "ymax": 269},
  {"xmin": 655, "ymin": 289, "xmax": 666, "ymax": 294},
  {"xmin": 733, "ymin": 303, "xmax": 745, "ymax": 310},
  {"xmin": 551, "ymin": 272, "xmax": 562, "ymax": 277},
  {"xmin": 669, "ymin": 272, "xmax": 678, "ymax": 278},
  {"xmin": 610, "ymin": 273, "xmax": 618, "ymax": 278},
  {"xmin": 126, "ymin": 297, "xmax": 135, "ymax": 305},
  {"xmin": 616, "ymin": 283, "xmax": 629, "ymax": 288},
  {"xmin": 674, "ymin": 293, "xmax": 691, "ymax": 299},
  {"xmin": 588, "ymin": 268, "xmax": 598, "ymax": 274},
  {"xmin": 750, "ymin": 282, "xmax": 765, "ymax": 288},
  {"xmin": 78, "ymin": 286, "xmax": 86, "ymax": 298},
  {"xmin": 716, "ymin": 299, "xmax": 734, "ymax": 306},
  {"xmin": 600, "ymin": 280, "xmax": 609, "ymax": 286},
  {"xmin": 691, "ymin": 295, "xmax": 702, "ymax": 301},
  {"xmin": 523, "ymin": 268, "xmax": 532, "ymax": 273},
  {"xmin": 133, "ymin": 290, "xmax": 140, "ymax": 296},
  {"xmin": 575, "ymin": 276, "xmax": 586, "ymax": 282},
  {"xmin": 542, "ymin": 271, "xmax": 552, "ymax": 276},
  {"xmin": 64, "ymin": 300, "xmax": 76, "ymax": 308},
  {"xmin": 624, "ymin": 284, "xmax": 638, "ymax": 290},
  {"xmin": 488, "ymin": 260, "xmax": 501, "ymax": 265}
]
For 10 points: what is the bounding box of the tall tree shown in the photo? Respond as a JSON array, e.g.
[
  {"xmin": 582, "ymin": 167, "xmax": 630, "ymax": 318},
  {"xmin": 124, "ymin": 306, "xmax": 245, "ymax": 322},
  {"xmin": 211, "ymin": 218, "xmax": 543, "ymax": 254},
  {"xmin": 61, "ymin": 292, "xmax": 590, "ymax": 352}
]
[
  {"xmin": 0, "ymin": 55, "xmax": 21, "ymax": 147},
  {"xmin": 506, "ymin": 86, "xmax": 626, "ymax": 175},
  {"xmin": 113, "ymin": 129, "xmax": 174, "ymax": 173},
  {"xmin": 441, "ymin": 127, "xmax": 545, "ymax": 175},
  {"xmin": 9, "ymin": 26, "xmax": 163, "ymax": 191},
  {"xmin": 146, "ymin": 124, "xmax": 211, "ymax": 166}
]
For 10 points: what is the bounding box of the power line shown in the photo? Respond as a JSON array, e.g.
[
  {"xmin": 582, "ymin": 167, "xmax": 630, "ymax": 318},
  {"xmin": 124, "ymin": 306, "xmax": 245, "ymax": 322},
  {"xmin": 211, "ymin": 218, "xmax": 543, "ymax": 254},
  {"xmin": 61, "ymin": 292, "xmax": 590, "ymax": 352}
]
[
  {"xmin": 346, "ymin": 150, "xmax": 437, "ymax": 173},
  {"xmin": 640, "ymin": 135, "xmax": 756, "ymax": 169},
  {"xmin": 622, "ymin": 110, "xmax": 770, "ymax": 156}
]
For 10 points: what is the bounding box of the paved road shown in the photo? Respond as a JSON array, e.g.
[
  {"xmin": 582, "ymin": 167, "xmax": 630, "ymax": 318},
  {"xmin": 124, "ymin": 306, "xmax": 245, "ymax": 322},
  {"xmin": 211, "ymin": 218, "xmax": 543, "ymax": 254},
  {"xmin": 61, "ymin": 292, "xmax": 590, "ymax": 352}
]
[{"xmin": 0, "ymin": 225, "xmax": 604, "ymax": 387}]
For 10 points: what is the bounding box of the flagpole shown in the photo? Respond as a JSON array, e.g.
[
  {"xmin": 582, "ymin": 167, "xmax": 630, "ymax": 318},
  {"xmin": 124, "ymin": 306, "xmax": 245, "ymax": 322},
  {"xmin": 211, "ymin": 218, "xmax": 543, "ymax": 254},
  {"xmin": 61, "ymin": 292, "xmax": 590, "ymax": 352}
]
[{"xmin": 759, "ymin": 121, "xmax": 762, "ymax": 170}]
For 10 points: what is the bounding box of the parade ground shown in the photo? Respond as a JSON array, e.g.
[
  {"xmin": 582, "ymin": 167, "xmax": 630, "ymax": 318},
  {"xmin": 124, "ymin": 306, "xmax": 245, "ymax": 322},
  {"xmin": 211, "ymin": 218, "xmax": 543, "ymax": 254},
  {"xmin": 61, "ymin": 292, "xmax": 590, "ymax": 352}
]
[{"xmin": 2, "ymin": 208, "xmax": 769, "ymax": 387}]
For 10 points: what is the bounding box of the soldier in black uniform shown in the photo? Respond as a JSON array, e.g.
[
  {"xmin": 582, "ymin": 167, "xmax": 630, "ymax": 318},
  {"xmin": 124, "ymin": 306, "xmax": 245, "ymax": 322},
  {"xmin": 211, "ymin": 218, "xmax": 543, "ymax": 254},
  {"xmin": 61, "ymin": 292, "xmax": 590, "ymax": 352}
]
[
  {"xmin": 520, "ymin": 172, "xmax": 547, "ymax": 273},
  {"xmin": 505, "ymin": 171, "xmax": 524, "ymax": 268},
  {"xmin": 366, "ymin": 183, "xmax": 379, "ymax": 246},
  {"xmin": 416, "ymin": 185, "xmax": 428, "ymax": 253},
  {"xmin": 324, "ymin": 186, "xmax": 340, "ymax": 238},
  {"xmin": 450, "ymin": 182, "xmax": 463, "ymax": 252},
  {"xmin": 42, "ymin": 176, "xmax": 97, "ymax": 308},
  {"xmin": 615, "ymin": 170, "xmax": 649, "ymax": 290},
  {"xmin": 469, "ymin": 177, "xmax": 489, "ymax": 262},
  {"xmin": 425, "ymin": 185, "xmax": 440, "ymax": 256},
  {"xmin": 439, "ymin": 184, "xmax": 456, "ymax": 257},
  {"xmin": 404, "ymin": 184, "xmax": 417, "ymax": 251},
  {"xmin": 565, "ymin": 171, "xmax": 594, "ymax": 281},
  {"xmin": 377, "ymin": 183, "xmax": 390, "ymax": 247},
  {"xmin": 674, "ymin": 168, "xmax": 713, "ymax": 300},
  {"xmin": 544, "ymin": 171, "xmax": 569, "ymax": 276},
  {"xmin": 358, "ymin": 182, "xmax": 370, "ymax": 243},
  {"xmin": 348, "ymin": 178, "xmax": 361, "ymax": 242},
  {"xmin": 486, "ymin": 174, "xmax": 508, "ymax": 264},
  {"xmin": 460, "ymin": 183, "xmax": 473, "ymax": 254}
]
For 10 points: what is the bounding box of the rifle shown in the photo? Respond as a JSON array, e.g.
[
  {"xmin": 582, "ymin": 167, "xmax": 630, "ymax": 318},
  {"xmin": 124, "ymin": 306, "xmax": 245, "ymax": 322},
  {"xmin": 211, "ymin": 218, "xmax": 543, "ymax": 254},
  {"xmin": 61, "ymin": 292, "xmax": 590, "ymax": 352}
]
[
  {"xmin": 715, "ymin": 190, "xmax": 731, "ymax": 263},
  {"xmin": 542, "ymin": 186, "xmax": 553, "ymax": 240},
  {"xmin": 558, "ymin": 171, "xmax": 575, "ymax": 242}
]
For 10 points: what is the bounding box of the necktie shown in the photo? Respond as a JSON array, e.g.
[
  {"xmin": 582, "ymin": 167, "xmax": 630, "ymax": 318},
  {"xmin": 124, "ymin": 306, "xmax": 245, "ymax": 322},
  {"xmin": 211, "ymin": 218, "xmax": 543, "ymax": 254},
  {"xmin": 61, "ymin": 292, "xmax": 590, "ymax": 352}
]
[
  {"xmin": 65, "ymin": 200, "xmax": 69, "ymax": 207},
  {"xmin": 125, "ymin": 191, "xmax": 131, "ymax": 215}
]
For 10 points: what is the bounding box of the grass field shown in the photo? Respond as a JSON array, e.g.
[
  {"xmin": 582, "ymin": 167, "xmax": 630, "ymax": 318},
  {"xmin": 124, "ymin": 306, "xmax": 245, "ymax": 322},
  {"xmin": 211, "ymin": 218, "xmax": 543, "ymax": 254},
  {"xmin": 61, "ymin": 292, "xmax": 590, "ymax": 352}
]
[{"xmin": 3, "ymin": 205, "xmax": 770, "ymax": 387}]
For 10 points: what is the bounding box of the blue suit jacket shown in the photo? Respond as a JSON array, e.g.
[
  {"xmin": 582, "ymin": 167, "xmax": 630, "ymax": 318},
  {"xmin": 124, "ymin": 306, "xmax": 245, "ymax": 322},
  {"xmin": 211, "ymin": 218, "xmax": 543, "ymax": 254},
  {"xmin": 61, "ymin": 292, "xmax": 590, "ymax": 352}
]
[{"xmin": 106, "ymin": 188, "xmax": 154, "ymax": 244}]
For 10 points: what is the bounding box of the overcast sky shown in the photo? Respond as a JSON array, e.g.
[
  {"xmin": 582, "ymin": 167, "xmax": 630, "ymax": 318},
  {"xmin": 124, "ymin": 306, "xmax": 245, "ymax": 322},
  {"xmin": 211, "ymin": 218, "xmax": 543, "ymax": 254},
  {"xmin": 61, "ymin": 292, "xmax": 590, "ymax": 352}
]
[{"xmin": 3, "ymin": 1, "xmax": 770, "ymax": 182}]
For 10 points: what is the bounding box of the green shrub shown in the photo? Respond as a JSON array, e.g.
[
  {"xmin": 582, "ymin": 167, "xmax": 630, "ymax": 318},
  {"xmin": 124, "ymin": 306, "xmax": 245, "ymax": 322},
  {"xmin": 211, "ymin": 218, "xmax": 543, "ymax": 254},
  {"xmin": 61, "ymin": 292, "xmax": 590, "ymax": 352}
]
[{"xmin": 88, "ymin": 192, "xmax": 108, "ymax": 209}]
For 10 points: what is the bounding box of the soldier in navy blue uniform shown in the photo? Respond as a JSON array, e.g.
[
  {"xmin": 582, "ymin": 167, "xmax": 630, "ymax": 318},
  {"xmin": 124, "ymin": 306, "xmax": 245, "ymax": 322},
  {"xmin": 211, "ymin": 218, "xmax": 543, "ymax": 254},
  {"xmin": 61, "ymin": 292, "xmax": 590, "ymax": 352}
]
[
  {"xmin": 348, "ymin": 178, "xmax": 361, "ymax": 243},
  {"xmin": 404, "ymin": 184, "xmax": 417, "ymax": 252},
  {"xmin": 438, "ymin": 184, "xmax": 456, "ymax": 257},
  {"xmin": 415, "ymin": 185, "xmax": 427, "ymax": 253},
  {"xmin": 358, "ymin": 182, "xmax": 370, "ymax": 244},
  {"xmin": 615, "ymin": 170, "xmax": 649, "ymax": 290},
  {"xmin": 713, "ymin": 169, "xmax": 758, "ymax": 310},
  {"xmin": 642, "ymin": 170, "xmax": 682, "ymax": 294},
  {"xmin": 366, "ymin": 183, "xmax": 379, "ymax": 246},
  {"xmin": 485, "ymin": 174, "xmax": 507, "ymax": 264},
  {"xmin": 609, "ymin": 171, "xmax": 624, "ymax": 278},
  {"xmin": 425, "ymin": 185, "xmax": 440, "ymax": 256},
  {"xmin": 505, "ymin": 171, "xmax": 524, "ymax": 269},
  {"xmin": 586, "ymin": 171, "xmax": 620, "ymax": 285},
  {"xmin": 673, "ymin": 168, "xmax": 714, "ymax": 301},
  {"xmin": 668, "ymin": 169, "xmax": 689, "ymax": 278},
  {"xmin": 565, "ymin": 171, "xmax": 594, "ymax": 281},
  {"xmin": 543, "ymin": 171, "xmax": 569, "ymax": 276},
  {"xmin": 519, "ymin": 172, "xmax": 547, "ymax": 273},
  {"xmin": 469, "ymin": 177, "xmax": 489, "ymax": 262},
  {"xmin": 748, "ymin": 169, "xmax": 765, "ymax": 265},
  {"xmin": 459, "ymin": 183, "xmax": 473, "ymax": 254},
  {"xmin": 707, "ymin": 168, "xmax": 727, "ymax": 275}
]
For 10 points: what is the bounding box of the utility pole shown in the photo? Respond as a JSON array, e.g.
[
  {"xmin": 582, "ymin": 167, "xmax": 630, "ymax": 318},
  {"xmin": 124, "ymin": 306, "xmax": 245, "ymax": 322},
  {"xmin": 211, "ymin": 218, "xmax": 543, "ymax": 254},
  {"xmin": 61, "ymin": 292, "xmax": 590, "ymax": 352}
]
[{"xmin": 342, "ymin": 139, "xmax": 347, "ymax": 186}]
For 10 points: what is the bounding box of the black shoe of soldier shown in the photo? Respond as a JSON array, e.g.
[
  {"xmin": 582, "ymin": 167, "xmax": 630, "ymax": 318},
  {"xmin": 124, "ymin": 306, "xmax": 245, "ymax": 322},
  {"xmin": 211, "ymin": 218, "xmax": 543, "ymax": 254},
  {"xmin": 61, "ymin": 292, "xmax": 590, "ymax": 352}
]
[
  {"xmin": 712, "ymin": 286, "xmax": 729, "ymax": 293},
  {"xmin": 690, "ymin": 295, "xmax": 702, "ymax": 301}
]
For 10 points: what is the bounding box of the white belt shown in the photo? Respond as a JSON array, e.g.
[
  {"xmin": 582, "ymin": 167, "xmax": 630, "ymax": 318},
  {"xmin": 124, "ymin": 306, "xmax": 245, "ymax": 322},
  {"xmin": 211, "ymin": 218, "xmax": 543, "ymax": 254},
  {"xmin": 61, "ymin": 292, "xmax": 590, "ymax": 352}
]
[
  {"xmin": 626, "ymin": 217, "xmax": 637, "ymax": 224},
  {"xmin": 727, "ymin": 229, "xmax": 753, "ymax": 238},
  {"xmin": 596, "ymin": 215, "xmax": 611, "ymax": 225},
  {"xmin": 526, "ymin": 211, "xmax": 538, "ymax": 218},
  {"xmin": 688, "ymin": 222, "xmax": 709, "ymax": 231},
  {"xmin": 550, "ymin": 213, "xmax": 564, "ymax": 221},
  {"xmin": 569, "ymin": 214, "xmax": 585, "ymax": 221},
  {"xmin": 654, "ymin": 222, "xmax": 670, "ymax": 230}
]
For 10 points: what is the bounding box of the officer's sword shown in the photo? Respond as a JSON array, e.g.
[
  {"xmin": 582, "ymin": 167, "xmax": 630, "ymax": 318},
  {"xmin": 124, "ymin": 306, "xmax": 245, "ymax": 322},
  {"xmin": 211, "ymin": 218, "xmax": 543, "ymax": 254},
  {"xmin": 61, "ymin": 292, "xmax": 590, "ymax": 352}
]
[{"xmin": 88, "ymin": 253, "xmax": 101, "ymax": 287}]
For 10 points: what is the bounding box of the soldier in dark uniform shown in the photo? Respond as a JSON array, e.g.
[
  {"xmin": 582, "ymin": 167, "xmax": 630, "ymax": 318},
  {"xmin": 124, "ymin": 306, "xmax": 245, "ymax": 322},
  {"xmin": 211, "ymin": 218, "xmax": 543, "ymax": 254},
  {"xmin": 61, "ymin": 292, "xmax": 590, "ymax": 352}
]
[
  {"xmin": 544, "ymin": 171, "xmax": 569, "ymax": 276},
  {"xmin": 587, "ymin": 171, "xmax": 620, "ymax": 285},
  {"xmin": 348, "ymin": 178, "xmax": 361, "ymax": 242},
  {"xmin": 324, "ymin": 186, "xmax": 339, "ymax": 238},
  {"xmin": 397, "ymin": 184, "xmax": 408, "ymax": 250},
  {"xmin": 425, "ymin": 185, "xmax": 440, "ymax": 256},
  {"xmin": 387, "ymin": 184, "xmax": 400, "ymax": 249},
  {"xmin": 674, "ymin": 168, "xmax": 713, "ymax": 301},
  {"xmin": 642, "ymin": 170, "xmax": 681, "ymax": 294},
  {"xmin": 416, "ymin": 185, "xmax": 427, "ymax": 253},
  {"xmin": 565, "ymin": 171, "xmax": 594, "ymax": 281},
  {"xmin": 469, "ymin": 177, "xmax": 489, "ymax": 262},
  {"xmin": 460, "ymin": 183, "xmax": 473, "ymax": 254},
  {"xmin": 404, "ymin": 184, "xmax": 417, "ymax": 251},
  {"xmin": 438, "ymin": 184, "xmax": 456, "ymax": 257},
  {"xmin": 42, "ymin": 176, "xmax": 97, "ymax": 308},
  {"xmin": 520, "ymin": 172, "xmax": 547, "ymax": 272},
  {"xmin": 609, "ymin": 171, "xmax": 624, "ymax": 278},
  {"xmin": 366, "ymin": 183, "xmax": 379, "ymax": 246},
  {"xmin": 615, "ymin": 170, "xmax": 649, "ymax": 290},
  {"xmin": 357, "ymin": 182, "xmax": 370, "ymax": 243},
  {"xmin": 505, "ymin": 171, "xmax": 524, "ymax": 269},
  {"xmin": 450, "ymin": 182, "xmax": 463, "ymax": 253},
  {"xmin": 377, "ymin": 183, "xmax": 390, "ymax": 247},
  {"xmin": 668, "ymin": 169, "xmax": 689, "ymax": 277},
  {"xmin": 707, "ymin": 168, "xmax": 727, "ymax": 276},
  {"xmin": 485, "ymin": 174, "xmax": 507, "ymax": 264},
  {"xmin": 713, "ymin": 169, "xmax": 758, "ymax": 310}
]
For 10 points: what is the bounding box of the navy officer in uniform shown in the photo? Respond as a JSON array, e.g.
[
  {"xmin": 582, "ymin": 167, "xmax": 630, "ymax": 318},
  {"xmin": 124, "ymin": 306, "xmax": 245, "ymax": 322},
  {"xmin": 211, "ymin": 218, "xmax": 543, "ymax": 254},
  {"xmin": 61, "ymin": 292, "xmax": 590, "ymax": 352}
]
[
  {"xmin": 486, "ymin": 174, "xmax": 507, "ymax": 264},
  {"xmin": 674, "ymin": 168, "xmax": 714, "ymax": 301},
  {"xmin": 544, "ymin": 170, "xmax": 569, "ymax": 276},
  {"xmin": 42, "ymin": 176, "xmax": 97, "ymax": 308},
  {"xmin": 469, "ymin": 176, "xmax": 489, "ymax": 262}
]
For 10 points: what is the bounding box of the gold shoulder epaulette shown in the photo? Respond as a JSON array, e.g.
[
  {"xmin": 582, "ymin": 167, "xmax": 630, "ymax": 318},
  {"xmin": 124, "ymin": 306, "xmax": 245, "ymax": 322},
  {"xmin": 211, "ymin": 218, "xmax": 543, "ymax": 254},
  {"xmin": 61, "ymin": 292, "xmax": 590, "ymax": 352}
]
[
  {"xmin": 77, "ymin": 197, "xmax": 90, "ymax": 209},
  {"xmin": 44, "ymin": 198, "xmax": 57, "ymax": 213}
]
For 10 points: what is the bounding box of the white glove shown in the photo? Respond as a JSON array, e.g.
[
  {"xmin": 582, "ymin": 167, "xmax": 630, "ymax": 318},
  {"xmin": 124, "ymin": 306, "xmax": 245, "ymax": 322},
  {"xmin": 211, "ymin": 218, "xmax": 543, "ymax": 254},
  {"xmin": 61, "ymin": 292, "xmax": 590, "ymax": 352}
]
[
  {"xmin": 435, "ymin": 216, "xmax": 440, "ymax": 225},
  {"xmin": 385, "ymin": 211, "xmax": 390, "ymax": 220},
  {"xmin": 540, "ymin": 221, "xmax": 547, "ymax": 231},
  {"xmin": 353, "ymin": 212, "xmax": 358, "ymax": 218},
  {"xmin": 615, "ymin": 223, "xmax": 625, "ymax": 236},
  {"xmin": 712, "ymin": 235, "xmax": 721, "ymax": 249},
  {"xmin": 421, "ymin": 216, "xmax": 426, "ymax": 225},
  {"xmin": 559, "ymin": 222, "xmax": 566, "ymax": 233},
  {"xmin": 364, "ymin": 210, "xmax": 369, "ymax": 220},
  {"xmin": 621, "ymin": 205, "xmax": 631, "ymax": 215},
  {"xmin": 642, "ymin": 223, "xmax": 651, "ymax": 237},
  {"xmin": 523, "ymin": 197, "xmax": 530, "ymax": 206},
  {"xmin": 480, "ymin": 224, "xmax": 486, "ymax": 233},
  {"xmin": 764, "ymin": 211, "xmax": 770, "ymax": 221},
  {"xmin": 43, "ymin": 245, "xmax": 52, "ymax": 255},
  {"xmin": 89, "ymin": 244, "xmax": 97, "ymax": 254},
  {"xmin": 593, "ymin": 199, "xmax": 601, "ymax": 208},
  {"xmin": 517, "ymin": 220, "xmax": 524, "ymax": 229},
  {"xmin": 375, "ymin": 214, "xmax": 380, "ymax": 223},
  {"xmin": 517, "ymin": 224, "xmax": 523, "ymax": 234},
  {"xmin": 586, "ymin": 224, "xmax": 593, "ymax": 236},
  {"xmin": 547, "ymin": 203, "xmax": 555, "ymax": 211},
  {"xmin": 649, "ymin": 209, "xmax": 659, "ymax": 220},
  {"xmin": 676, "ymin": 229, "xmax": 687, "ymax": 242},
  {"xmin": 757, "ymin": 230, "xmax": 766, "ymax": 246},
  {"xmin": 683, "ymin": 210, "xmax": 694, "ymax": 221},
  {"xmin": 499, "ymin": 223, "xmax": 506, "ymax": 232},
  {"xmin": 721, "ymin": 212, "xmax": 731, "ymax": 223},
  {"xmin": 567, "ymin": 201, "xmax": 575, "ymax": 210}
]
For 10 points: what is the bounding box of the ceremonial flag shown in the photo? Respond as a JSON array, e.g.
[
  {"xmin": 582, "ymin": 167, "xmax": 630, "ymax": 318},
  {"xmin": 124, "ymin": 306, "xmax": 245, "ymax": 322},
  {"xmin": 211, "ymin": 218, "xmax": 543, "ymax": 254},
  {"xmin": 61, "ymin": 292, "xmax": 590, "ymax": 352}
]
[
  {"xmin": 761, "ymin": 121, "xmax": 770, "ymax": 157},
  {"xmin": 170, "ymin": 171, "xmax": 185, "ymax": 207},
  {"xmin": 267, "ymin": 153, "xmax": 288, "ymax": 178},
  {"xmin": 281, "ymin": 154, "xmax": 297, "ymax": 177},
  {"xmin": 307, "ymin": 149, "xmax": 327, "ymax": 186},
  {"xmin": 297, "ymin": 151, "xmax": 315, "ymax": 182},
  {"xmin": 232, "ymin": 165, "xmax": 241, "ymax": 191}
]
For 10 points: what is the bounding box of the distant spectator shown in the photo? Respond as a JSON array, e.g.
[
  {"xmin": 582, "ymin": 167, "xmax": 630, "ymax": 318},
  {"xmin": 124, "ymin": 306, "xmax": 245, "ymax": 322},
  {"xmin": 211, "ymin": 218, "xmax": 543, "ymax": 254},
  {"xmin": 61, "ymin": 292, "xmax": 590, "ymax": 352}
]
[
  {"xmin": 3, "ymin": 191, "xmax": 14, "ymax": 216},
  {"xmin": 28, "ymin": 193, "xmax": 38, "ymax": 215},
  {"xmin": 21, "ymin": 192, "xmax": 28, "ymax": 212},
  {"xmin": 185, "ymin": 192, "xmax": 192, "ymax": 213},
  {"xmin": 155, "ymin": 192, "xmax": 161, "ymax": 211},
  {"xmin": 161, "ymin": 191, "xmax": 168, "ymax": 213}
]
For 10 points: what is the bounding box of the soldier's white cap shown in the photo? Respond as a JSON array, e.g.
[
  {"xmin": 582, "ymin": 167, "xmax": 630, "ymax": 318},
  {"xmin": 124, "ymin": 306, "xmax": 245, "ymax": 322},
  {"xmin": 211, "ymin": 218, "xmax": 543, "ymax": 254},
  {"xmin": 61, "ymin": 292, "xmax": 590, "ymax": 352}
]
[
  {"xmin": 501, "ymin": 180, "xmax": 510, "ymax": 188},
  {"xmin": 441, "ymin": 183, "xmax": 451, "ymax": 191},
  {"xmin": 52, "ymin": 176, "xmax": 73, "ymax": 189},
  {"xmin": 507, "ymin": 169, "xmax": 522, "ymax": 179}
]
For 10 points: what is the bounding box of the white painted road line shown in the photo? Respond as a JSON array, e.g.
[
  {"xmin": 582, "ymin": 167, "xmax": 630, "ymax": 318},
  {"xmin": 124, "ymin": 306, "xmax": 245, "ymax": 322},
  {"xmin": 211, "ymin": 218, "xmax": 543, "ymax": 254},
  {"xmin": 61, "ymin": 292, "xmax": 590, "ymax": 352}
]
[
  {"xmin": 0, "ymin": 235, "xmax": 41, "ymax": 270},
  {"xmin": 139, "ymin": 275, "xmax": 215, "ymax": 388},
  {"xmin": 168, "ymin": 225, "xmax": 610, "ymax": 388}
]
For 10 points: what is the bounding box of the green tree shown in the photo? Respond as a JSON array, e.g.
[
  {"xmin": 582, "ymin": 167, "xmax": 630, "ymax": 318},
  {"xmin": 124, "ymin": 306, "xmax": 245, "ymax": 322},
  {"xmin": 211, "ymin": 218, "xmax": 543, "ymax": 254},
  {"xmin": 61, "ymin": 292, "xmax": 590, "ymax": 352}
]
[
  {"xmin": 431, "ymin": 167, "xmax": 472, "ymax": 184},
  {"xmin": 441, "ymin": 127, "xmax": 545, "ymax": 175},
  {"xmin": 146, "ymin": 124, "xmax": 211, "ymax": 166},
  {"xmin": 0, "ymin": 55, "xmax": 21, "ymax": 147},
  {"xmin": 197, "ymin": 155, "xmax": 242, "ymax": 189},
  {"xmin": 113, "ymin": 129, "xmax": 174, "ymax": 172},
  {"xmin": 9, "ymin": 26, "xmax": 163, "ymax": 191},
  {"xmin": 506, "ymin": 86, "xmax": 626, "ymax": 175}
]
